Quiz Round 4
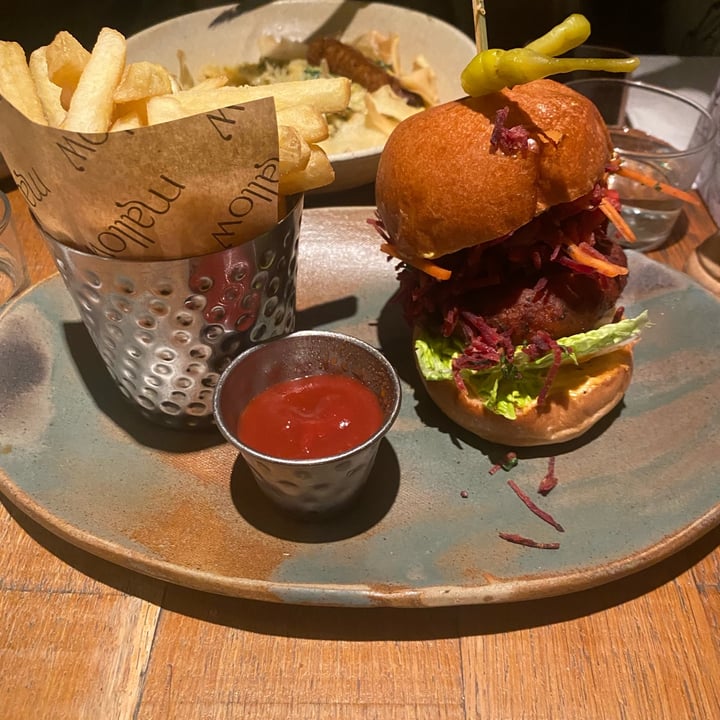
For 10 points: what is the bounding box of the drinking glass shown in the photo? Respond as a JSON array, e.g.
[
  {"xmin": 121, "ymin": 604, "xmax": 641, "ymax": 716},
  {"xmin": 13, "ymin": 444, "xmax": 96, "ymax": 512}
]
[{"xmin": 568, "ymin": 78, "xmax": 717, "ymax": 252}]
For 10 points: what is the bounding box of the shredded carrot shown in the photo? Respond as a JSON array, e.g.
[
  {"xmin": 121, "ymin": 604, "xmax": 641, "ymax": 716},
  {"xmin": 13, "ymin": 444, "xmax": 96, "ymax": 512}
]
[
  {"xmin": 380, "ymin": 243, "xmax": 452, "ymax": 281},
  {"xmin": 566, "ymin": 242, "xmax": 629, "ymax": 277},
  {"xmin": 599, "ymin": 197, "xmax": 636, "ymax": 244},
  {"xmin": 616, "ymin": 164, "xmax": 701, "ymax": 206}
]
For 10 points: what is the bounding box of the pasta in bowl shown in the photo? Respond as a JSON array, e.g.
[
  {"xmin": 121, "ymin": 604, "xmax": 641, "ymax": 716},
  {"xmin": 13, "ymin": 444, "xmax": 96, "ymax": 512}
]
[{"xmin": 126, "ymin": 0, "xmax": 475, "ymax": 191}]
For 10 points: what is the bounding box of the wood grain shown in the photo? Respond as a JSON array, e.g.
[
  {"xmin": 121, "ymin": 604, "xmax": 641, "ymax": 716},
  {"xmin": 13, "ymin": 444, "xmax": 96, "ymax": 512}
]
[{"xmin": 1, "ymin": 187, "xmax": 719, "ymax": 720}]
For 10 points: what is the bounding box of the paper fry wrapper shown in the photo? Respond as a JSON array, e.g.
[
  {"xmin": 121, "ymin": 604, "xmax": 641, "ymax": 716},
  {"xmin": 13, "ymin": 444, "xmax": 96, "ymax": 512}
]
[{"xmin": 0, "ymin": 95, "xmax": 281, "ymax": 260}]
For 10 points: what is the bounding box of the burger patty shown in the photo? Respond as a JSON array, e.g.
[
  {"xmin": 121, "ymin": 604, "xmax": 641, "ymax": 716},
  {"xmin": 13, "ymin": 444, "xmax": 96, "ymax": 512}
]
[
  {"xmin": 456, "ymin": 242, "xmax": 628, "ymax": 344},
  {"xmin": 397, "ymin": 189, "xmax": 629, "ymax": 346}
]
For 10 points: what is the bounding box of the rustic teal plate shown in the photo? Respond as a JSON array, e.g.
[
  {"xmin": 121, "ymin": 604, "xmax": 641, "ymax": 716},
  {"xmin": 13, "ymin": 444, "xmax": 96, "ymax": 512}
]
[{"xmin": 1, "ymin": 208, "xmax": 719, "ymax": 607}]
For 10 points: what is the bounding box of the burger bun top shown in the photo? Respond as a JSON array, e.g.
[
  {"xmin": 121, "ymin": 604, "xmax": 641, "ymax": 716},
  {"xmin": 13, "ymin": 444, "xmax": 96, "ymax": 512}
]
[{"xmin": 375, "ymin": 79, "xmax": 612, "ymax": 261}]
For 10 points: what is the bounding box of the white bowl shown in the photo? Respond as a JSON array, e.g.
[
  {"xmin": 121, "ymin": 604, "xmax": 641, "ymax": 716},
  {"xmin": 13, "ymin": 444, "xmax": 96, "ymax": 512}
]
[{"xmin": 126, "ymin": 0, "xmax": 476, "ymax": 192}]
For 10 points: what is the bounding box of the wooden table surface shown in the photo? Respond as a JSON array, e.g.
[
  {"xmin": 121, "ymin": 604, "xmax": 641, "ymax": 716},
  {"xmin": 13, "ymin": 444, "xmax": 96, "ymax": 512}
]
[{"xmin": 1, "ymin": 185, "xmax": 719, "ymax": 720}]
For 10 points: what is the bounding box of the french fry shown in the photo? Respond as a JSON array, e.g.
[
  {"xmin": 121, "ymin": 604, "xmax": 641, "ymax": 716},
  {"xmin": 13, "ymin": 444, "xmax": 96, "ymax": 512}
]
[
  {"xmin": 111, "ymin": 113, "xmax": 143, "ymax": 132},
  {"xmin": 276, "ymin": 104, "xmax": 328, "ymax": 143},
  {"xmin": 62, "ymin": 27, "xmax": 126, "ymax": 133},
  {"xmin": 4, "ymin": 24, "xmax": 348, "ymax": 196},
  {"xmin": 144, "ymin": 82, "xmax": 241, "ymax": 126},
  {"xmin": 28, "ymin": 46, "xmax": 66, "ymax": 126},
  {"xmin": 145, "ymin": 94, "xmax": 184, "ymax": 126},
  {"xmin": 45, "ymin": 30, "xmax": 91, "ymax": 109},
  {"xmin": 146, "ymin": 95, "xmax": 315, "ymax": 179},
  {"xmin": 239, "ymin": 76, "xmax": 349, "ymax": 113},
  {"xmin": 113, "ymin": 61, "xmax": 173, "ymax": 104},
  {"xmin": 184, "ymin": 76, "xmax": 228, "ymax": 92},
  {"xmin": 278, "ymin": 125, "xmax": 311, "ymax": 175},
  {"xmin": 279, "ymin": 144, "xmax": 335, "ymax": 194},
  {"xmin": 110, "ymin": 103, "xmax": 145, "ymax": 131},
  {"xmin": 150, "ymin": 76, "xmax": 351, "ymax": 120},
  {"xmin": 0, "ymin": 41, "xmax": 47, "ymax": 124},
  {"xmin": 145, "ymin": 76, "xmax": 346, "ymax": 193},
  {"xmin": 111, "ymin": 62, "xmax": 173, "ymax": 128}
]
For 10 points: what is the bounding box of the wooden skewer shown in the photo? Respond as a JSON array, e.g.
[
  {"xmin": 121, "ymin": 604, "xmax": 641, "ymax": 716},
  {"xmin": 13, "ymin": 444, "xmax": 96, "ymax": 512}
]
[{"xmin": 472, "ymin": 0, "xmax": 488, "ymax": 53}]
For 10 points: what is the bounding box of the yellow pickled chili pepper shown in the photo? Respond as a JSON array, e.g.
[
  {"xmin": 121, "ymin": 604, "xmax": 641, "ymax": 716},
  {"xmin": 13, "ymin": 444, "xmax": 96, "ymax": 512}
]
[
  {"xmin": 461, "ymin": 14, "xmax": 639, "ymax": 97},
  {"xmin": 525, "ymin": 13, "xmax": 591, "ymax": 56}
]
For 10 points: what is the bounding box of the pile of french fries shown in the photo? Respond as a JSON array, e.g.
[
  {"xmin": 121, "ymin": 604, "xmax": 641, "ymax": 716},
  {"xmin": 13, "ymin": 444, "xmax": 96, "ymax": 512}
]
[{"xmin": 0, "ymin": 27, "xmax": 351, "ymax": 194}]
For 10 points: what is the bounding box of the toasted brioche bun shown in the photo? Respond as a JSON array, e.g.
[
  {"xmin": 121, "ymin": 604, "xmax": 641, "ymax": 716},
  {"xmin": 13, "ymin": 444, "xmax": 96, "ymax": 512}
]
[
  {"xmin": 375, "ymin": 79, "xmax": 612, "ymax": 261},
  {"xmin": 417, "ymin": 345, "xmax": 634, "ymax": 447}
]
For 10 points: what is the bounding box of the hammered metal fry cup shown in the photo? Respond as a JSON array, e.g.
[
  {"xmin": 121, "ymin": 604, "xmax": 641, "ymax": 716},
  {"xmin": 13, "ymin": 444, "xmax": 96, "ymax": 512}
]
[{"xmin": 37, "ymin": 195, "xmax": 303, "ymax": 428}]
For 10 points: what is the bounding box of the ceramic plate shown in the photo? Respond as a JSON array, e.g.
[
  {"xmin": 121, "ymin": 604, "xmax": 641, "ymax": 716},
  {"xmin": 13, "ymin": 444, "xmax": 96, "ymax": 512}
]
[
  {"xmin": 125, "ymin": 0, "xmax": 475, "ymax": 192},
  {"xmin": 1, "ymin": 208, "xmax": 720, "ymax": 607}
]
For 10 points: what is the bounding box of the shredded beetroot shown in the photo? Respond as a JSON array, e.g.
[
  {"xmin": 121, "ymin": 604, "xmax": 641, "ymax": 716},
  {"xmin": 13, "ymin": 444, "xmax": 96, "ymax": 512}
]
[
  {"xmin": 394, "ymin": 184, "xmax": 616, "ymax": 334},
  {"xmin": 490, "ymin": 107, "xmax": 509, "ymax": 147},
  {"xmin": 441, "ymin": 306, "xmax": 460, "ymax": 337},
  {"xmin": 366, "ymin": 214, "xmax": 389, "ymax": 241},
  {"xmin": 531, "ymin": 276, "xmax": 549, "ymax": 302},
  {"xmin": 537, "ymin": 456, "xmax": 558, "ymax": 496},
  {"xmin": 507, "ymin": 479, "xmax": 564, "ymax": 532},
  {"xmin": 498, "ymin": 532, "xmax": 560, "ymax": 550},
  {"xmin": 454, "ymin": 312, "xmax": 514, "ymax": 364},
  {"xmin": 521, "ymin": 331, "xmax": 564, "ymax": 407},
  {"xmin": 490, "ymin": 106, "xmax": 530, "ymax": 155},
  {"xmin": 451, "ymin": 312, "xmax": 517, "ymax": 391}
]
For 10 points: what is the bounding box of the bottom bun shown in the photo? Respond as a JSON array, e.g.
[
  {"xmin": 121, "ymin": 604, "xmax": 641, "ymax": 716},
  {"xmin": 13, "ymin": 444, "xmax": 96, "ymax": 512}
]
[{"xmin": 419, "ymin": 347, "xmax": 634, "ymax": 447}]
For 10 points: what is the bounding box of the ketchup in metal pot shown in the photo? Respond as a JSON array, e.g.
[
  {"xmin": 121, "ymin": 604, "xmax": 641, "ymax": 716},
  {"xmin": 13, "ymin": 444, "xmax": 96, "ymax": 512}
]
[{"xmin": 237, "ymin": 374, "xmax": 384, "ymax": 460}]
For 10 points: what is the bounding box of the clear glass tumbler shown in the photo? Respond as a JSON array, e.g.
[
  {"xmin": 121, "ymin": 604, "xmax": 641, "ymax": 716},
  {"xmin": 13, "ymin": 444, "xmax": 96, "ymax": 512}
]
[{"xmin": 568, "ymin": 77, "xmax": 717, "ymax": 252}]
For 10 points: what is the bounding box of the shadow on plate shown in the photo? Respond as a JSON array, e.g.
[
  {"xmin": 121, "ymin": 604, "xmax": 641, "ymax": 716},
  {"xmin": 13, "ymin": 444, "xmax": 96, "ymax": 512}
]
[
  {"xmin": 208, "ymin": 2, "xmax": 264, "ymax": 27},
  {"xmin": 62, "ymin": 321, "xmax": 224, "ymax": 453},
  {"xmin": 229, "ymin": 437, "xmax": 400, "ymax": 542},
  {"xmin": 209, "ymin": 0, "xmax": 364, "ymax": 43},
  {"xmin": 60, "ymin": 293, "xmax": 360, "ymax": 453},
  {"xmin": 295, "ymin": 295, "xmax": 358, "ymax": 330}
]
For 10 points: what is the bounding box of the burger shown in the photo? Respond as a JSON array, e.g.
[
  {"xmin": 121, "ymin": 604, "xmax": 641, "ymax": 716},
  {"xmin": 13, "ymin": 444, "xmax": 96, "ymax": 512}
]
[{"xmin": 373, "ymin": 79, "xmax": 647, "ymax": 447}]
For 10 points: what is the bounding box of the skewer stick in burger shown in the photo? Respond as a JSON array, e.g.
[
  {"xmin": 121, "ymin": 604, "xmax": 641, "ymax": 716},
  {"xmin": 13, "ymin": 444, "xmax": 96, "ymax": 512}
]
[{"xmin": 372, "ymin": 78, "xmax": 648, "ymax": 446}]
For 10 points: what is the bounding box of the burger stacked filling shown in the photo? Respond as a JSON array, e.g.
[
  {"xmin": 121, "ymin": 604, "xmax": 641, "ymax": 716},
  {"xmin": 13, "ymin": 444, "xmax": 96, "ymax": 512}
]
[
  {"xmin": 396, "ymin": 181, "xmax": 628, "ymax": 344},
  {"xmin": 374, "ymin": 180, "xmax": 645, "ymax": 419}
]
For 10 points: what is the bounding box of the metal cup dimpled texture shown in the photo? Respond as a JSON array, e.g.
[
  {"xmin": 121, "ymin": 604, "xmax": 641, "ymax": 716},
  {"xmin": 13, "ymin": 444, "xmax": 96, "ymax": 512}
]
[
  {"xmin": 38, "ymin": 196, "xmax": 303, "ymax": 428},
  {"xmin": 214, "ymin": 330, "xmax": 402, "ymax": 517}
]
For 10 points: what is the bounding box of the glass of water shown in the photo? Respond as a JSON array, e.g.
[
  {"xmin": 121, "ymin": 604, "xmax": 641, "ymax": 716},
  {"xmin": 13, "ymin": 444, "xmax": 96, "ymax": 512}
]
[{"xmin": 568, "ymin": 78, "xmax": 717, "ymax": 252}]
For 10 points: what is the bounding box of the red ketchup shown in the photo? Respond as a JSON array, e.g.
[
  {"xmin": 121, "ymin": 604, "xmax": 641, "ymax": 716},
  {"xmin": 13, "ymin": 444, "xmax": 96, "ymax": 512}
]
[{"xmin": 237, "ymin": 374, "xmax": 384, "ymax": 460}]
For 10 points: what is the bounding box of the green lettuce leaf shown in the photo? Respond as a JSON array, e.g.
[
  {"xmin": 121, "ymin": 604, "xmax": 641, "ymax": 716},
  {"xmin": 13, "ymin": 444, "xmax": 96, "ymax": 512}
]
[{"xmin": 414, "ymin": 311, "xmax": 648, "ymax": 420}]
